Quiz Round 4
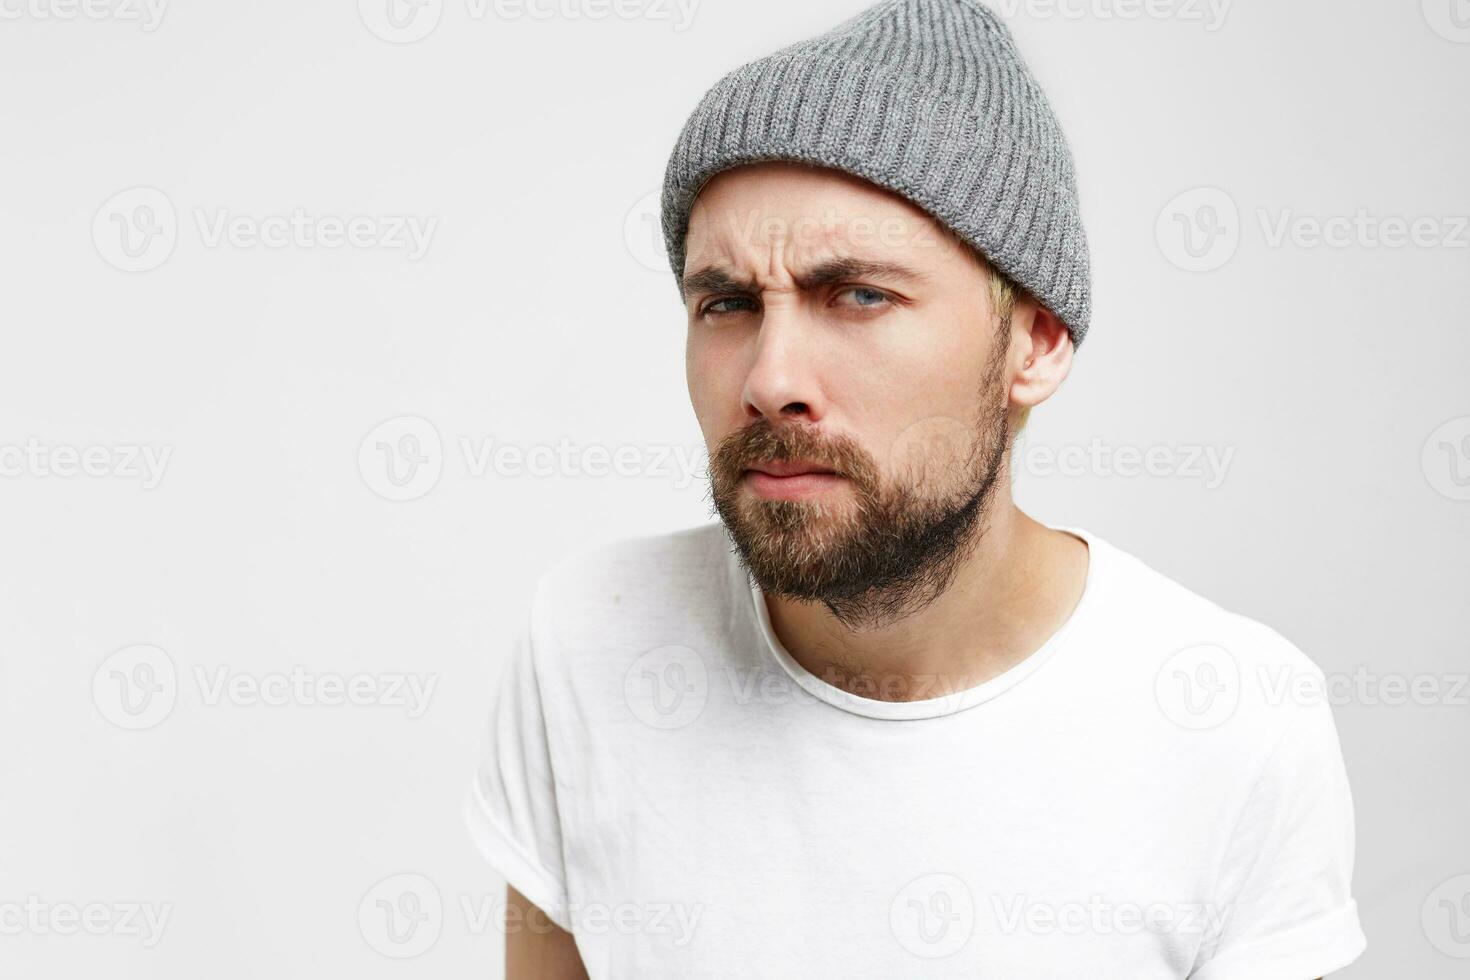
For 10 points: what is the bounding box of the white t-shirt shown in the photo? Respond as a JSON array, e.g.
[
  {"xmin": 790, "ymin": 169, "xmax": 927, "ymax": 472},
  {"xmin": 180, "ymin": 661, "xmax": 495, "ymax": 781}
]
[{"xmin": 464, "ymin": 523, "xmax": 1366, "ymax": 979}]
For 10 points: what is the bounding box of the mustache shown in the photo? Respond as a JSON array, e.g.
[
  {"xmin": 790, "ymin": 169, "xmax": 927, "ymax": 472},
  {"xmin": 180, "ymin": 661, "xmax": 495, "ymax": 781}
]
[{"xmin": 712, "ymin": 419, "xmax": 871, "ymax": 483}]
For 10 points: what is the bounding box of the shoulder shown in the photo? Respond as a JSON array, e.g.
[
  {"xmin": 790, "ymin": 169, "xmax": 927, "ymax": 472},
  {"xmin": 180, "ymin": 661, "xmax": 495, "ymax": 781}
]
[
  {"xmin": 1058, "ymin": 530, "xmax": 1353, "ymax": 856},
  {"xmin": 536, "ymin": 521, "xmax": 734, "ymax": 603},
  {"xmin": 526, "ymin": 522, "xmax": 742, "ymax": 677},
  {"xmin": 1080, "ymin": 528, "xmax": 1325, "ymax": 681},
  {"xmin": 1070, "ymin": 529, "xmax": 1334, "ymax": 756}
]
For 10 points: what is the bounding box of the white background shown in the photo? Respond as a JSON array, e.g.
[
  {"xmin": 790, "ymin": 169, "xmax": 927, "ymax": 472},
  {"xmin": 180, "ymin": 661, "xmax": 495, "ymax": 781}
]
[{"xmin": 1, "ymin": 0, "xmax": 1467, "ymax": 976}]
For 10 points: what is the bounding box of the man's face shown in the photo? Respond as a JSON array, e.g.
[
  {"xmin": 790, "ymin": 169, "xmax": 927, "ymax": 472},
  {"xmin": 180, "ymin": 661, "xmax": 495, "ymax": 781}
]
[{"xmin": 683, "ymin": 162, "xmax": 1017, "ymax": 625}]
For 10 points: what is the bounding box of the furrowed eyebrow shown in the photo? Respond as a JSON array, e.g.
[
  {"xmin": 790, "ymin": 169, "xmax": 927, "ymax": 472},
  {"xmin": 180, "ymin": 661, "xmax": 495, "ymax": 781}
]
[
  {"xmin": 796, "ymin": 257, "xmax": 928, "ymax": 291},
  {"xmin": 679, "ymin": 267, "xmax": 757, "ymax": 299},
  {"xmin": 680, "ymin": 257, "xmax": 928, "ymax": 300}
]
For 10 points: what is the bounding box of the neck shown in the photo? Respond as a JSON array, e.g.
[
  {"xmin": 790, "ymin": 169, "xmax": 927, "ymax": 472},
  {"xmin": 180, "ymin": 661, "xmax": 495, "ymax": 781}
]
[{"xmin": 761, "ymin": 500, "xmax": 1089, "ymax": 702}]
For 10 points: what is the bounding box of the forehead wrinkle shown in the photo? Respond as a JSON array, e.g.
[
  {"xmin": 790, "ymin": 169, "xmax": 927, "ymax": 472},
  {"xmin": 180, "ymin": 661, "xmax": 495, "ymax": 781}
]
[
  {"xmin": 693, "ymin": 202, "xmax": 846, "ymax": 283},
  {"xmin": 683, "ymin": 197, "xmax": 937, "ymax": 298},
  {"xmin": 766, "ymin": 234, "xmax": 789, "ymax": 285}
]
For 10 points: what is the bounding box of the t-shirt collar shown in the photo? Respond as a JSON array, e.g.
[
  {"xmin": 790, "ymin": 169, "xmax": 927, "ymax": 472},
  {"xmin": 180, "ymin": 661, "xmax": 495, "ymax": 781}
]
[{"xmin": 740, "ymin": 525, "xmax": 1106, "ymax": 721}]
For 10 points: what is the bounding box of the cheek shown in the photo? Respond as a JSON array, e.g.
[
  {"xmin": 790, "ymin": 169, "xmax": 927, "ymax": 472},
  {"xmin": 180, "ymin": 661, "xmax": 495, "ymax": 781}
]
[
  {"xmin": 874, "ymin": 304, "xmax": 976, "ymax": 372},
  {"xmin": 882, "ymin": 412, "xmax": 983, "ymax": 486},
  {"xmin": 685, "ymin": 331, "xmax": 743, "ymax": 437},
  {"xmin": 857, "ymin": 316, "xmax": 992, "ymax": 475}
]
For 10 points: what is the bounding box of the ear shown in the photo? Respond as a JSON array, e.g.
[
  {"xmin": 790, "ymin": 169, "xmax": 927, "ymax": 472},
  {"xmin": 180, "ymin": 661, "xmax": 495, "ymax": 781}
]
[{"xmin": 1007, "ymin": 296, "xmax": 1074, "ymax": 413}]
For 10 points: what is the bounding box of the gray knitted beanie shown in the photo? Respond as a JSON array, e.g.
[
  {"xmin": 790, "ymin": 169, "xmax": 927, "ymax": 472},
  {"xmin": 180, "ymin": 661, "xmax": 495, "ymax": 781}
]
[{"xmin": 659, "ymin": 0, "xmax": 1091, "ymax": 346}]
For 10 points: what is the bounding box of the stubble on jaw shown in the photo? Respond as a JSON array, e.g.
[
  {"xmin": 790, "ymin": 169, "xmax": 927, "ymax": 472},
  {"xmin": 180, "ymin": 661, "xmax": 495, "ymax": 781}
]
[{"xmin": 706, "ymin": 345, "xmax": 1012, "ymax": 633}]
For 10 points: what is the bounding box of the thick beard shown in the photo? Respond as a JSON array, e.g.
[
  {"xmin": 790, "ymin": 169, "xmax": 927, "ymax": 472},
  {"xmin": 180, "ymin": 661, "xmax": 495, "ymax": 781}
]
[{"xmin": 707, "ymin": 347, "xmax": 1012, "ymax": 632}]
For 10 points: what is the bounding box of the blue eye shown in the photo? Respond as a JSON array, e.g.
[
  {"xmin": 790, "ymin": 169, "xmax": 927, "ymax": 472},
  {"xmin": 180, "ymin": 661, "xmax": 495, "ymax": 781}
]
[{"xmin": 836, "ymin": 286, "xmax": 891, "ymax": 309}]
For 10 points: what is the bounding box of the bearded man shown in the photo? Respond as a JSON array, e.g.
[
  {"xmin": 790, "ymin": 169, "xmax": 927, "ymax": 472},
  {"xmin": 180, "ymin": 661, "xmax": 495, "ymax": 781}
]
[{"xmin": 464, "ymin": 2, "xmax": 1366, "ymax": 978}]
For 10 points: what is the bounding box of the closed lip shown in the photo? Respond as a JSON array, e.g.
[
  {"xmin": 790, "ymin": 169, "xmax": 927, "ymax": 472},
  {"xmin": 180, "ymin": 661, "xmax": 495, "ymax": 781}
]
[{"xmin": 745, "ymin": 461, "xmax": 840, "ymax": 478}]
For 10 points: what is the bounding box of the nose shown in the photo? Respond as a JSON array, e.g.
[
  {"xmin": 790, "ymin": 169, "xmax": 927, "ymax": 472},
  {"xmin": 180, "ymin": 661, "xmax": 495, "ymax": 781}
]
[{"xmin": 741, "ymin": 302, "xmax": 826, "ymax": 425}]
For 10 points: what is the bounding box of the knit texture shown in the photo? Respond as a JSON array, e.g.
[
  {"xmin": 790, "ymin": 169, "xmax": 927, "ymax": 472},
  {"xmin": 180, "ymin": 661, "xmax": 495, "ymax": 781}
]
[{"xmin": 659, "ymin": 0, "xmax": 1091, "ymax": 345}]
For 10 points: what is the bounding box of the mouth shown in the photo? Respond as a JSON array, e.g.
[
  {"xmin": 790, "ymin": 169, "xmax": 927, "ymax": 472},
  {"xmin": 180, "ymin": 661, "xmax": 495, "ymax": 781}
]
[
  {"xmin": 746, "ymin": 460, "xmax": 838, "ymax": 478},
  {"xmin": 741, "ymin": 460, "xmax": 845, "ymax": 500}
]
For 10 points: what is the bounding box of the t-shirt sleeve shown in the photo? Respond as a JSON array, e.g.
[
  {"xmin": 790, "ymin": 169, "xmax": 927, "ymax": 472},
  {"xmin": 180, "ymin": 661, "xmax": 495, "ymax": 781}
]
[
  {"xmin": 462, "ymin": 587, "xmax": 573, "ymax": 931},
  {"xmin": 1190, "ymin": 692, "xmax": 1367, "ymax": 979}
]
